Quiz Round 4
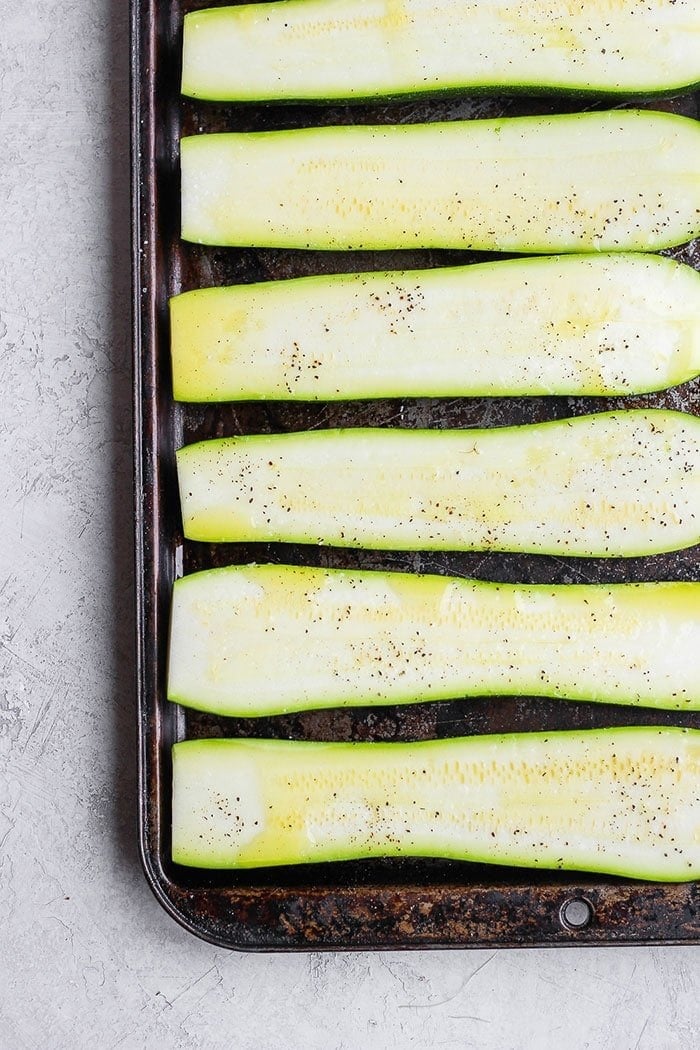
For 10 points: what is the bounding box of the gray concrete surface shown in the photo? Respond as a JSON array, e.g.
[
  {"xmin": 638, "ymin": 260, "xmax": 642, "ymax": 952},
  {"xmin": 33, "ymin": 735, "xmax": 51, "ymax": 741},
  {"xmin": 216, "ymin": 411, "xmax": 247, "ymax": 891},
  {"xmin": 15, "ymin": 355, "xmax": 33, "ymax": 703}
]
[{"xmin": 0, "ymin": 2, "xmax": 697, "ymax": 1048}]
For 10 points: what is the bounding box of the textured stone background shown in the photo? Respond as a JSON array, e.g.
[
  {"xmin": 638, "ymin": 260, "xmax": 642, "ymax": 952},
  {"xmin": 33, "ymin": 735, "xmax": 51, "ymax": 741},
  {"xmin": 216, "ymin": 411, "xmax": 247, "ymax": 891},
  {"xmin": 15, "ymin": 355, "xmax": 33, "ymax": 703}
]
[{"xmin": 0, "ymin": 2, "xmax": 698, "ymax": 1048}]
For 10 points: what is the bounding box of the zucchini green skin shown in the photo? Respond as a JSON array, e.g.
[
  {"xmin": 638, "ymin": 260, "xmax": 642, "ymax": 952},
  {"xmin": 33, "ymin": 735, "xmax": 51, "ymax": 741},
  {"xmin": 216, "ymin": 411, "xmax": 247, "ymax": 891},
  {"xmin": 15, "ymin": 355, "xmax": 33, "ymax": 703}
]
[
  {"xmin": 176, "ymin": 409, "xmax": 700, "ymax": 557},
  {"xmin": 170, "ymin": 253, "xmax": 700, "ymax": 402},
  {"xmin": 180, "ymin": 111, "xmax": 700, "ymax": 252},
  {"xmin": 171, "ymin": 728, "xmax": 700, "ymax": 879},
  {"xmin": 182, "ymin": 1, "xmax": 700, "ymax": 102},
  {"xmin": 168, "ymin": 564, "xmax": 700, "ymax": 717}
]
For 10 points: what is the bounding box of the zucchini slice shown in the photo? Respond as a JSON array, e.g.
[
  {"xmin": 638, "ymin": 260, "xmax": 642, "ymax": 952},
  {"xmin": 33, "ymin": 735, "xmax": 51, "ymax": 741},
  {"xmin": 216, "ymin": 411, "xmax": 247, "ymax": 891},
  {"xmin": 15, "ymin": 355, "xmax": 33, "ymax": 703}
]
[
  {"xmin": 168, "ymin": 564, "xmax": 700, "ymax": 717},
  {"xmin": 180, "ymin": 111, "xmax": 700, "ymax": 252},
  {"xmin": 171, "ymin": 728, "xmax": 700, "ymax": 878},
  {"xmin": 182, "ymin": 0, "xmax": 700, "ymax": 102},
  {"xmin": 170, "ymin": 253, "xmax": 700, "ymax": 401},
  {"xmin": 176, "ymin": 410, "xmax": 700, "ymax": 556}
]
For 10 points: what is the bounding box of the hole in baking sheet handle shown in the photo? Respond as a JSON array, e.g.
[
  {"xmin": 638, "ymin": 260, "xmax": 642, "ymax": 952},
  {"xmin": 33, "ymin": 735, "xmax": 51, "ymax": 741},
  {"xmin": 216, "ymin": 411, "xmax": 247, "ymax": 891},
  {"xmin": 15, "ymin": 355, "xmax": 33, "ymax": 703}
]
[{"xmin": 559, "ymin": 897, "xmax": 593, "ymax": 931}]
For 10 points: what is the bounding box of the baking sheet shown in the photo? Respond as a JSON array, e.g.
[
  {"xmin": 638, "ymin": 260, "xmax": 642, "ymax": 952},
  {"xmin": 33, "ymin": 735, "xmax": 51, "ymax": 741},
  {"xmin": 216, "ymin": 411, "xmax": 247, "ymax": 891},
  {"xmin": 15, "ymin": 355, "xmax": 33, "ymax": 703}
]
[{"xmin": 132, "ymin": 0, "xmax": 700, "ymax": 948}]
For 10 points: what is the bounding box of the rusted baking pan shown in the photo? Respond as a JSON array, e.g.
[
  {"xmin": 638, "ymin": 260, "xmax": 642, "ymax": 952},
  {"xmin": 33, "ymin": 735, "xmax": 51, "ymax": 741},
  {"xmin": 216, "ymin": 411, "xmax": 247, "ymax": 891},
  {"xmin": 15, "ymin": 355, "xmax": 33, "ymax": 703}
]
[{"xmin": 131, "ymin": 0, "xmax": 700, "ymax": 949}]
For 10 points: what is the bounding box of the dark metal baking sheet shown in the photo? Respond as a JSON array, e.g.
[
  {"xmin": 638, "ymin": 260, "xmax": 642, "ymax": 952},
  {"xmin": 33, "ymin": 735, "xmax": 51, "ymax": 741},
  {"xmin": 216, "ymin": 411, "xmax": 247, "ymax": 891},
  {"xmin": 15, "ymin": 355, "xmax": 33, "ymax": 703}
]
[{"xmin": 132, "ymin": 0, "xmax": 700, "ymax": 949}]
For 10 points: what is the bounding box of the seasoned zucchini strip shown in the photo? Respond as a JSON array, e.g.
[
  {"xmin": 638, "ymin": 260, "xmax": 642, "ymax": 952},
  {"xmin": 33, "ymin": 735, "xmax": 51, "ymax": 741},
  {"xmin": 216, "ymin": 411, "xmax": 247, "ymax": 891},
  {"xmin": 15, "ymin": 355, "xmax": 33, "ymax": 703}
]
[
  {"xmin": 168, "ymin": 564, "xmax": 700, "ymax": 716},
  {"xmin": 172, "ymin": 729, "xmax": 700, "ymax": 879},
  {"xmin": 182, "ymin": 0, "xmax": 700, "ymax": 102},
  {"xmin": 180, "ymin": 112, "xmax": 700, "ymax": 252},
  {"xmin": 170, "ymin": 254, "xmax": 700, "ymax": 401},
  {"xmin": 176, "ymin": 410, "xmax": 700, "ymax": 556}
]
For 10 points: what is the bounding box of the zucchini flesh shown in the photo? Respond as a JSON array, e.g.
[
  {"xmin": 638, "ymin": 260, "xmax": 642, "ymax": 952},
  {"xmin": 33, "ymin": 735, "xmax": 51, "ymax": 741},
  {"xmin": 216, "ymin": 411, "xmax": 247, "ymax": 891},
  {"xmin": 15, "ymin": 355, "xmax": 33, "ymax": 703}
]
[
  {"xmin": 182, "ymin": 0, "xmax": 700, "ymax": 102},
  {"xmin": 180, "ymin": 111, "xmax": 700, "ymax": 252},
  {"xmin": 168, "ymin": 564, "xmax": 700, "ymax": 717},
  {"xmin": 171, "ymin": 729, "xmax": 700, "ymax": 879},
  {"xmin": 176, "ymin": 410, "xmax": 700, "ymax": 556},
  {"xmin": 170, "ymin": 253, "xmax": 700, "ymax": 401}
]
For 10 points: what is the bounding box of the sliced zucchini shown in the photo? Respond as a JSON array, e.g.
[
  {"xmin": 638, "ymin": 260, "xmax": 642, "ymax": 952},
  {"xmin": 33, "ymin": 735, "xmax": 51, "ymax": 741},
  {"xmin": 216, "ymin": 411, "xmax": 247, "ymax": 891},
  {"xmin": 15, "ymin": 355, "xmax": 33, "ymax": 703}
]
[
  {"xmin": 170, "ymin": 253, "xmax": 700, "ymax": 401},
  {"xmin": 182, "ymin": 0, "xmax": 700, "ymax": 102},
  {"xmin": 176, "ymin": 409, "xmax": 700, "ymax": 556},
  {"xmin": 168, "ymin": 564, "xmax": 700, "ymax": 717},
  {"xmin": 180, "ymin": 111, "xmax": 700, "ymax": 252},
  {"xmin": 171, "ymin": 728, "xmax": 700, "ymax": 878}
]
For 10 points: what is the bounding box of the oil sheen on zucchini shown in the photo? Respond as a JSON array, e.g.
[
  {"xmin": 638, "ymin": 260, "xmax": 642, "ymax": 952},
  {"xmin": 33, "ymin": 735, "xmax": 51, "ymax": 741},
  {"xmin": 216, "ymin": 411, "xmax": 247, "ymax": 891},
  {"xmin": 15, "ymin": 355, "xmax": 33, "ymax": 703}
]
[
  {"xmin": 170, "ymin": 254, "xmax": 700, "ymax": 401},
  {"xmin": 167, "ymin": 564, "xmax": 700, "ymax": 717},
  {"xmin": 171, "ymin": 729, "xmax": 700, "ymax": 879},
  {"xmin": 176, "ymin": 409, "xmax": 700, "ymax": 556},
  {"xmin": 180, "ymin": 111, "xmax": 700, "ymax": 252},
  {"xmin": 181, "ymin": 0, "xmax": 700, "ymax": 102}
]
